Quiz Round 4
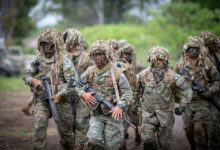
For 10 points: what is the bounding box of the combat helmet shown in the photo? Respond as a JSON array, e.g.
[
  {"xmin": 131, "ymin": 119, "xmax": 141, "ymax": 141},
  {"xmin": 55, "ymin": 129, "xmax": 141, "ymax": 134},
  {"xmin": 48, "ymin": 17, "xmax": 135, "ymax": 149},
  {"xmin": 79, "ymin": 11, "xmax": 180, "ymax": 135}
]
[
  {"xmin": 183, "ymin": 36, "xmax": 208, "ymax": 58},
  {"xmin": 106, "ymin": 39, "xmax": 119, "ymax": 51},
  {"xmin": 89, "ymin": 40, "xmax": 113, "ymax": 61},
  {"xmin": 62, "ymin": 28, "xmax": 85, "ymax": 51},
  {"xmin": 37, "ymin": 29, "xmax": 64, "ymax": 54},
  {"xmin": 198, "ymin": 31, "xmax": 219, "ymax": 52},
  {"xmin": 117, "ymin": 43, "xmax": 136, "ymax": 66},
  {"xmin": 147, "ymin": 46, "xmax": 169, "ymax": 64}
]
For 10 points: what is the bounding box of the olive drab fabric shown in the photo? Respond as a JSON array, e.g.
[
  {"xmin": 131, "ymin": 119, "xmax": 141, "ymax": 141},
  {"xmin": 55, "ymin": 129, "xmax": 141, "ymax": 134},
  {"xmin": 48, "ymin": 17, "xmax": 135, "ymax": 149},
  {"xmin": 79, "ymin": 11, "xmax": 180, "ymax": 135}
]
[
  {"xmin": 175, "ymin": 36, "xmax": 220, "ymax": 150},
  {"xmin": 62, "ymin": 28, "xmax": 91, "ymax": 149},
  {"xmin": 24, "ymin": 29, "xmax": 77, "ymax": 150},
  {"xmin": 136, "ymin": 46, "xmax": 192, "ymax": 150},
  {"xmin": 75, "ymin": 40, "xmax": 133, "ymax": 150}
]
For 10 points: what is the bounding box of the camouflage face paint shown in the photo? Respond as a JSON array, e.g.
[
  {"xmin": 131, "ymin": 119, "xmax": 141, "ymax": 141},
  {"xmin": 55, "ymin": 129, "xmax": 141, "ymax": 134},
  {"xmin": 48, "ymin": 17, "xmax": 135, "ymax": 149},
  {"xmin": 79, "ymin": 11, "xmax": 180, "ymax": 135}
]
[
  {"xmin": 41, "ymin": 42, "xmax": 55, "ymax": 58},
  {"xmin": 94, "ymin": 52, "xmax": 108, "ymax": 68},
  {"xmin": 186, "ymin": 47, "xmax": 200, "ymax": 58}
]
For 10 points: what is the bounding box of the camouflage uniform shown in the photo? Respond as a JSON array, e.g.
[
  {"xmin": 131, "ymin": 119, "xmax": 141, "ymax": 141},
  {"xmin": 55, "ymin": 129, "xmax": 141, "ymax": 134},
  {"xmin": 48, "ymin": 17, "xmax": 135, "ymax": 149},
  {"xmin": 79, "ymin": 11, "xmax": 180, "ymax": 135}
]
[
  {"xmin": 63, "ymin": 28, "xmax": 91, "ymax": 149},
  {"xmin": 175, "ymin": 36, "xmax": 220, "ymax": 150},
  {"xmin": 136, "ymin": 46, "xmax": 192, "ymax": 150},
  {"xmin": 24, "ymin": 29, "xmax": 77, "ymax": 150},
  {"xmin": 198, "ymin": 31, "xmax": 220, "ymax": 149},
  {"xmin": 116, "ymin": 43, "xmax": 145, "ymax": 145},
  {"xmin": 75, "ymin": 40, "xmax": 133, "ymax": 150}
]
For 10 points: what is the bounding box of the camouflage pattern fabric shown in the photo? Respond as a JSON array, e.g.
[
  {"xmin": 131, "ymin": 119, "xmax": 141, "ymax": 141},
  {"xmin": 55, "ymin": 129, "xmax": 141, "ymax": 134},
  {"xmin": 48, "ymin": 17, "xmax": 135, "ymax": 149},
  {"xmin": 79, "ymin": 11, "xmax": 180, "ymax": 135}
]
[
  {"xmin": 75, "ymin": 40, "xmax": 133, "ymax": 150},
  {"xmin": 106, "ymin": 38, "xmax": 119, "ymax": 61},
  {"xmin": 174, "ymin": 36, "xmax": 220, "ymax": 150},
  {"xmin": 63, "ymin": 28, "xmax": 91, "ymax": 149},
  {"xmin": 24, "ymin": 29, "xmax": 77, "ymax": 150},
  {"xmin": 136, "ymin": 46, "xmax": 192, "ymax": 150}
]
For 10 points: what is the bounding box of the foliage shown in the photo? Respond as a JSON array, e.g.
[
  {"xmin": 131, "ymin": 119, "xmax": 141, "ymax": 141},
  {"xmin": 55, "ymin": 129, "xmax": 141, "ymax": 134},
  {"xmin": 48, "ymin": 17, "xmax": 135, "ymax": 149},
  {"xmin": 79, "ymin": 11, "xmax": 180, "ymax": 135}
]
[
  {"xmin": 158, "ymin": 2, "xmax": 219, "ymax": 31},
  {"xmin": 0, "ymin": 76, "xmax": 29, "ymax": 92}
]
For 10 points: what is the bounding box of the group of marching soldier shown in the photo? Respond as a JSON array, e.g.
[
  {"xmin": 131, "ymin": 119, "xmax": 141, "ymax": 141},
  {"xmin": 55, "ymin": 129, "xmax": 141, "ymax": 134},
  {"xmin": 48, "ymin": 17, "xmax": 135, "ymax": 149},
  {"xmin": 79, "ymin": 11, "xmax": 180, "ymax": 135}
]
[{"xmin": 23, "ymin": 28, "xmax": 220, "ymax": 150}]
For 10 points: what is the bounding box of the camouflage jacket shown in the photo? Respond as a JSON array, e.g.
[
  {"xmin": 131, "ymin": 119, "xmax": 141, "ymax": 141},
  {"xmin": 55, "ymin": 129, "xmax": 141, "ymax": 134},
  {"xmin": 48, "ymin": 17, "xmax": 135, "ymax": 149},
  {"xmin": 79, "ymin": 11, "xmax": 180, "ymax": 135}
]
[
  {"xmin": 75, "ymin": 64, "xmax": 133, "ymax": 115},
  {"xmin": 135, "ymin": 67, "xmax": 192, "ymax": 113},
  {"xmin": 175, "ymin": 56, "xmax": 220, "ymax": 100},
  {"xmin": 24, "ymin": 54, "xmax": 78, "ymax": 100}
]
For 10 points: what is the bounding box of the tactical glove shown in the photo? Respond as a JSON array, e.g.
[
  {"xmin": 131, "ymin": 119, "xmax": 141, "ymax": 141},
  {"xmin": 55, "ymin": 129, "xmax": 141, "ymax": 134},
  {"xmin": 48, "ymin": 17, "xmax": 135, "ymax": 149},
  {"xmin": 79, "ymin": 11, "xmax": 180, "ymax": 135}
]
[{"xmin": 174, "ymin": 106, "xmax": 185, "ymax": 115}]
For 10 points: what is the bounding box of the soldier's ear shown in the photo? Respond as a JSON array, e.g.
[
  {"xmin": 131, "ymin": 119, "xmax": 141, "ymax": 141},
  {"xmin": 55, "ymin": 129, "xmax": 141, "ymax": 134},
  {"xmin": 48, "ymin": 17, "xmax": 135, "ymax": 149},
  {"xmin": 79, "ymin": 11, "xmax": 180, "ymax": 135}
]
[{"xmin": 63, "ymin": 31, "xmax": 68, "ymax": 43}]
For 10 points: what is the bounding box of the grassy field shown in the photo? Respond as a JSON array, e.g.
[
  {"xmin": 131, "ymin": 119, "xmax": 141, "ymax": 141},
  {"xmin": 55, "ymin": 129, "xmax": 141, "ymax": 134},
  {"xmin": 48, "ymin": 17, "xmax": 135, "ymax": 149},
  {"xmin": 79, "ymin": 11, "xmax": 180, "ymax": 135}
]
[{"xmin": 0, "ymin": 76, "xmax": 29, "ymax": 92}]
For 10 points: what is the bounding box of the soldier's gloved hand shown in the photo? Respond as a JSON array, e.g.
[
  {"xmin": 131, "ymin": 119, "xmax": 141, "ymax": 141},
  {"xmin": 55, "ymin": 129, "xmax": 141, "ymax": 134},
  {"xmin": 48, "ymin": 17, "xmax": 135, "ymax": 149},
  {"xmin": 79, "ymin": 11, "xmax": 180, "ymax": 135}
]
[
  {"xmin": 31, "ymin": 79, "xmax": 45, "ymax": 95},
  {"xmin": 49, "ymin": 93, "xmax": 62, "ymax": 104},
  {"xmin": 82, "ymin": 92, "xmax": 97, "ymax": 106},
  {"xmin": 174, "ymin": 106, "xmax": 185, "ymax": 115},
  {"xmin": 109, "ymin": 106, "xmax": 123, "ymax": 120}
]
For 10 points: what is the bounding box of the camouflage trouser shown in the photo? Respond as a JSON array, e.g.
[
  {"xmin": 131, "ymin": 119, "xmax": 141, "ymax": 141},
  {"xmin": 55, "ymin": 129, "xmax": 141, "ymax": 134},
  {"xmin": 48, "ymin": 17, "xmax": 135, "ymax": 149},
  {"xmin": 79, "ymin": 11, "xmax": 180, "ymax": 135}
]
[
  {"xmin": 141, "ymin": 110, "xmax": 174, "ymax": 150},
  {"xmin": 207, "ymin": 94, "xmax": 220, "ymax": 149},
  {"xmin": 33, "ymin": 100, "xmax": 74, "ymax": 150},
  {"xmin": 182, "ymin": 99, "xmax": 210, "ymax": 150},
  {"xmin": 87, "ymin": 115, "xmax": 124, "ymax": 150},
  {"xmin": 75, "ymin": 99, "xmax": 90, "ymax": 149}
]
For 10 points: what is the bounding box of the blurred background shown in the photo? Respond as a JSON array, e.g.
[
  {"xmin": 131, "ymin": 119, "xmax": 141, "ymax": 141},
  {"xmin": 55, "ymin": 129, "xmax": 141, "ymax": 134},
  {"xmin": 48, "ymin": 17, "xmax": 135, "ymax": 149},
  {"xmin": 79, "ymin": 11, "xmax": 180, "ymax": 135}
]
[{"xmin": 0, "ymin": 0, "xmax": 219, "ymax": 149}]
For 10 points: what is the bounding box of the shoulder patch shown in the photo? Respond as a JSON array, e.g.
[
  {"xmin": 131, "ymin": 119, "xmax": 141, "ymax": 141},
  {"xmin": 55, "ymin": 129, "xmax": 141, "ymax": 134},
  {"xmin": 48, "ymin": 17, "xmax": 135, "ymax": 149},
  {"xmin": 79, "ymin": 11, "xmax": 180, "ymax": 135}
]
[{"xmin": 66, "ymin": 68, "xmax": 72, "ymax": 74}]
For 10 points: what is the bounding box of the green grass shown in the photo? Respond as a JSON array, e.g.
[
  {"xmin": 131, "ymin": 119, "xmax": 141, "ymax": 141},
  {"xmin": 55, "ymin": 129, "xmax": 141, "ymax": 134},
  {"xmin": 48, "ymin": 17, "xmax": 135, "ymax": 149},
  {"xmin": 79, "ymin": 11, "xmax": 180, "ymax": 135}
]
[
  {"xmin": 0, "ymin": 128, "xmax": 33, "ymax": 137},
  {"xmin": 0, "ymin": 75, "xmax": 29, "ymax": 92}
]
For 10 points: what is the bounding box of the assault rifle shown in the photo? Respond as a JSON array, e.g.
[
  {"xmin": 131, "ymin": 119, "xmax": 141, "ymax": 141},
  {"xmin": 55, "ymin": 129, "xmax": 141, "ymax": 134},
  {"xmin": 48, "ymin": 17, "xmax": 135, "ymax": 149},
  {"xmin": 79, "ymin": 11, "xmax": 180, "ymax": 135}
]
[
  {"xmin": 68, "ymin": 78, "xmax": 137, "ymax": 129},
  {"xmin": 179, "ymin": 66, "xmax": 220, "ymax": 111},
  {"xmin": 34, "ymin": 60, "xmax": 61, "ymax": 140}
]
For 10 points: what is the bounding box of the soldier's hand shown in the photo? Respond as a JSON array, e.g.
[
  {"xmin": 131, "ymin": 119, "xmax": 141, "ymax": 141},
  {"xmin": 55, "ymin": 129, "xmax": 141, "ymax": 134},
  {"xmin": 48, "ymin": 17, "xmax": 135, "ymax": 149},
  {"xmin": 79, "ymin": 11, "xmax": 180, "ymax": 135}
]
[
  {"xmin": 32, "ymin": 79, "xmax": 45, "ymax": 95},
  {"xmin": 110, "ymin": 106, "xmax": 123, "ymax": 120},
  {"xmin": 174, "ymin": 106, "xmax": 185, "ymax": 115},
  {"xmin": 49, "ymin": 93, "xmax": 62, "ymax": 104},
  {"xmin": 82, "ymin": 92, "xmax": 97, "ymax": 106}
]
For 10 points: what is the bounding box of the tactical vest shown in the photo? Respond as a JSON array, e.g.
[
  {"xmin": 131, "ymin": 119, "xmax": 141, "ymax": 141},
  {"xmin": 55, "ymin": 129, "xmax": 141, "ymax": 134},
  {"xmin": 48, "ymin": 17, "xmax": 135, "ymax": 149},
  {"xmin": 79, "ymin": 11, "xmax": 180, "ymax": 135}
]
[
  {"xmin": 139, "ymin": 68, "xmax": 175, "ymax": 111},
  {"xmin": 88, "ymin": 65, "xmax": 123, "ymax": 115},
  {"xmin": 37, "ymin": 55, "xmax": 66, "ymax": 94}
]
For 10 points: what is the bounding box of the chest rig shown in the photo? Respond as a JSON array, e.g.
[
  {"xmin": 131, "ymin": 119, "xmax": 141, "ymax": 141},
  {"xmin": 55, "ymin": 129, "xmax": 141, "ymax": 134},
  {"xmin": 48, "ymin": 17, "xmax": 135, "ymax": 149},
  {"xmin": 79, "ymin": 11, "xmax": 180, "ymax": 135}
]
[{"xmin": 88, "ymin": 65, "xmax": 122, "ymax": 115}]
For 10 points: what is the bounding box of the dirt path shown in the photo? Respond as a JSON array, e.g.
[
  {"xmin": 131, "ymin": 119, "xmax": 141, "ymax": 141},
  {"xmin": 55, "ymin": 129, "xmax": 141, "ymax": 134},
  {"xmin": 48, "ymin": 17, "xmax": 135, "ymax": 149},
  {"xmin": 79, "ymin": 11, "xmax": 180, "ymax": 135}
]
[{"xmin": 0, "ymin": 92, "xmax": 190, "ymax": 150}]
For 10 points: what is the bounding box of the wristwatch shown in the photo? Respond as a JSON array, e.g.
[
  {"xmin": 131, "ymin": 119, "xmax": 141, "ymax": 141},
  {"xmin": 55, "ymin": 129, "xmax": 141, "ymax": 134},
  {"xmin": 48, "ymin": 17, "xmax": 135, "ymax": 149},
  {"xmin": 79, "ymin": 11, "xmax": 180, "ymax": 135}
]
[{"xmin": 117, "ymin": 104, "xmax": 124, "ymax": 109}]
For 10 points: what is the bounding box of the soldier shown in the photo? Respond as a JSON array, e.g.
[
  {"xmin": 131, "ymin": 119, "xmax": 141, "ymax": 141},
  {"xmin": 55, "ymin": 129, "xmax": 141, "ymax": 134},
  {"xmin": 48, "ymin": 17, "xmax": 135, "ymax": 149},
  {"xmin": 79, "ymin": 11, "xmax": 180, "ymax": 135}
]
[
  {"xmin": 198, "ymin": 31, "xmax": 220, "ymax": 149},
  {"xmin": 116, "ymin": 43, "xmax": 145, "ymax": 146},
  {"xmin": 136, "ymin": 46, "xmax": 192, "ymax": 150},
  {"xmin": 175, "ymin": 36, "xmax": 220, "ymax": 150},
  {"xmin": 106, "ymin": 39, "xmax": 120, "ymax": 61},
  {"xmin": 75, "ymin": 40, "xmax": 133, "ymax": 150},
  {"xmin": 23, "ymin": 29, "xmax": 77, "ymax": 150},
  {"xmin": 62, "ymin": 28, "xmax": 91, "ymax": 150}
]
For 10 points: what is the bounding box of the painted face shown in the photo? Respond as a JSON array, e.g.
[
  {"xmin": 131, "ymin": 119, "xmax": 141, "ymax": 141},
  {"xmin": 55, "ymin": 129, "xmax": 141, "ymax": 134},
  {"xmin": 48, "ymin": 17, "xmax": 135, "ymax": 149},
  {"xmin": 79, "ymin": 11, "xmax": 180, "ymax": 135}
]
[
  {"xmin": 41, "ymin": 42, "xmax": 55, "ymax": 58},
  {"xmin": 153, "ymin": 59, "xmax": 164, "ymax": 71},
  {"xmin": 186, "ymin": 47, "xmax": 200, "ymax": 58},
  {"xmin": 93, "ymin": 51, "xmax": 108, "ymax": 68},
  {"xmin": 121, "ymin": 52, "xmax": 132, "ymax": 64}
]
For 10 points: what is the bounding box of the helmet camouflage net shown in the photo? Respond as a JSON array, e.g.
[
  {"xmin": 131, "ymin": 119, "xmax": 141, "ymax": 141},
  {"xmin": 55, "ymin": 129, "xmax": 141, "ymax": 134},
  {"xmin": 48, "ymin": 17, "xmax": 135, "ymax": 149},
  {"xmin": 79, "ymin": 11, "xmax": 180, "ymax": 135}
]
[
  {"xmin": 147, "ymin": 46, "xmax": 169, "ymax": 64},
  {"xmin": 106, "ymin": 39, "xmax": 119, "ymax": 50},
  {"xmin": 183, "ymin": 36, "xmax": 208, "ymax": 57},
  {"xmin": 89, "ymin": 40, "xmax": 113, "ymax": 61},
  {"xmin": 198, "ymin": 31, "xmax": 219, "ymax": 52},
  {"xmin": 62, "ymin": 28, "xmax": 86, "ymax": 51},
  {"xmin": 37, "ymin": 29, "xmax": 64, "ymax": 55},
  {"xmin": 117, "ymin": 43, "xmax": 136, "ymax": 66},
  {"xmin": 37, "ymin": 29, "xmax": 65, "ymax": 74}
]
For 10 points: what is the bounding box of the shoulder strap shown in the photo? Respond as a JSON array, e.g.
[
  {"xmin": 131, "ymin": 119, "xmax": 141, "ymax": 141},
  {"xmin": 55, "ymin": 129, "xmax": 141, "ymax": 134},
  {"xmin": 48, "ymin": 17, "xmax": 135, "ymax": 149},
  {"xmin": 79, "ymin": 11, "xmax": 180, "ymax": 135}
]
[
  {"xmin": 110, "ymin": 65, "xmax": 120, "ymax": 103},
  {"xmin": 88, "ymin": 65, "xmax": 96, "ymax": 84}
]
